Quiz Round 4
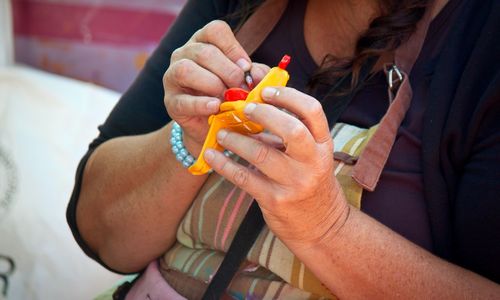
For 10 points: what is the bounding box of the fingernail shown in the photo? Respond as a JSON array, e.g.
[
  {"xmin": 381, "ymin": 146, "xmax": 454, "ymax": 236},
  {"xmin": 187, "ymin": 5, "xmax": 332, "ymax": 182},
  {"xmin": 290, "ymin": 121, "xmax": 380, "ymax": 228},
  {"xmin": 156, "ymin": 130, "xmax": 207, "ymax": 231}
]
[
  {"xmin": 236, "ymin": 58, "xmax": 251, "ymax": 71},
  {"xmin": 244, "ymin": 103, "xmax": 257, "ymax": 115},
  {"xmin": 217, "ymin": 129, "xmax": 228, "ymax": 141},
  {"xmin": 262, "ymin": 87, "xmax": 277, "ymax": 100},
  {"xmin": 204, "ymin": 149, "xmax": 215, "ymax": 162},
  {"xmin": 207, "ymin": 100, "xmax": 219, "ymax": 112}
]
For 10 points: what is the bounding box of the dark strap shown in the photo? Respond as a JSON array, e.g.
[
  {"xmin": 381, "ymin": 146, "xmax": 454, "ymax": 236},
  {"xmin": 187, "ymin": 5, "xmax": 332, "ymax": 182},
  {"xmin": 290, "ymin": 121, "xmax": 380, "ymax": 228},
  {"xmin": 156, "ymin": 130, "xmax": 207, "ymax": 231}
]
[{"xmin": 201, "ymin": 200, "xmax": 265, "ymax": 300}]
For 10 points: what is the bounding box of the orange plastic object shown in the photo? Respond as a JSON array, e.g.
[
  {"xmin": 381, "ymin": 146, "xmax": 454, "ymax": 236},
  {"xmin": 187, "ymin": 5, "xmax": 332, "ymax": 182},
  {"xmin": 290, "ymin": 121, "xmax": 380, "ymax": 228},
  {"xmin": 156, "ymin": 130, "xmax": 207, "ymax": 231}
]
[{"xmin": 188, "ymin": 55, "xmax": 291, "ymax": 175}]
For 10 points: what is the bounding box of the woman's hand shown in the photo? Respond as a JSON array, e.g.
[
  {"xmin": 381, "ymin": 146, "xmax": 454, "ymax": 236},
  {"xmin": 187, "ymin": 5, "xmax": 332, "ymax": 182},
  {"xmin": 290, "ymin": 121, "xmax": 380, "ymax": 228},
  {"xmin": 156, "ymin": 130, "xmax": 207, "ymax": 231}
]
[
  {"xmin": 203, "ymin": 86, "xmax": 349, "ymax": 250},
  {"xmin": 163, "ymin": 20, "xmax": 268, "ymax": 154}
]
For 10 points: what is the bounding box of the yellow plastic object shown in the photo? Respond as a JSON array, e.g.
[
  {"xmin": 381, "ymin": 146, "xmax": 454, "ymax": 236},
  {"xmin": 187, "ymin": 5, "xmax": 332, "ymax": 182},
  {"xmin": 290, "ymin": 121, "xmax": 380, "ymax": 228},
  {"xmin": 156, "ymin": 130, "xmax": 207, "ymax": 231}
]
[{"xmin": 188, "ymin": 55, "xmax": 291, "ymax": 175}]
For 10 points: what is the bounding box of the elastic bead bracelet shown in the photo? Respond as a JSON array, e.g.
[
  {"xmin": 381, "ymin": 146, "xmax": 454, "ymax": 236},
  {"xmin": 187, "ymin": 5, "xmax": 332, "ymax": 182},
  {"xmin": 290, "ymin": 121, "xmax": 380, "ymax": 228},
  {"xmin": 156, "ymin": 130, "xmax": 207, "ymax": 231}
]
[{"xmin": 170, "ymin": 122, "xmax": 231, "ymax": 170}]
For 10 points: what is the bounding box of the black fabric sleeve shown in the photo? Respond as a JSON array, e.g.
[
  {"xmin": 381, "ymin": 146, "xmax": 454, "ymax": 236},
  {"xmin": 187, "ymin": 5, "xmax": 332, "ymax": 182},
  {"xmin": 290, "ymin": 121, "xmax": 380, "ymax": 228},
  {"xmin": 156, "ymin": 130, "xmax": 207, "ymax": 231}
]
[
  {"xmin": 453, "ymin": 72, "xmax": 500, "ymax": 283},
  {"xmin": 445, "ymin": 1, "xmax": 500, "ymax": 282},
  {"xmin": 66, "ymin": 0, "xmax": 238, "ymax": 272}
]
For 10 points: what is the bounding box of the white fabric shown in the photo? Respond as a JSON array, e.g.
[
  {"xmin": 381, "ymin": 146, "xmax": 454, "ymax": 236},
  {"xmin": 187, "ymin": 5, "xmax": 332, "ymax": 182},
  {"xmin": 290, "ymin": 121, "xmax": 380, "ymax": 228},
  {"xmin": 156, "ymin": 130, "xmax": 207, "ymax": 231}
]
[
  {"xmin": 0, "ymin": 0, "xmax": 14, "ymax": 67},
  {"xmin": 0, "ymin": 65, "xmax": 122, "ymax": 299}
]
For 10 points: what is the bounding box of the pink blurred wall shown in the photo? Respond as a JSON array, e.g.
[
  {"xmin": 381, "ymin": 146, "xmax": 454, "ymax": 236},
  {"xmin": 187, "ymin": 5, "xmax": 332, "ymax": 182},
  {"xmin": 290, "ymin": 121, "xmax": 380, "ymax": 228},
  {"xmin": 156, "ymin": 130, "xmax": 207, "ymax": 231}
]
[{"xmin": 13, "ymin": 0, "xmax": 187, "ymax": 92}]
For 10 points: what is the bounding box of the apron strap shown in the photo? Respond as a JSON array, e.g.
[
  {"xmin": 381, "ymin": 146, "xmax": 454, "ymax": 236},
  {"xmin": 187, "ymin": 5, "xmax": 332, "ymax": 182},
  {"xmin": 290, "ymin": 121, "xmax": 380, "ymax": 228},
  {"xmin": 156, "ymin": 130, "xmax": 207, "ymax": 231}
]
[
  {"xmin": 235, "ymin": 0, "xmax": 289, "ymax": 56},
  {"xmin": 352, "ymin": 0, "xmax": 440, "ymax": 191}
]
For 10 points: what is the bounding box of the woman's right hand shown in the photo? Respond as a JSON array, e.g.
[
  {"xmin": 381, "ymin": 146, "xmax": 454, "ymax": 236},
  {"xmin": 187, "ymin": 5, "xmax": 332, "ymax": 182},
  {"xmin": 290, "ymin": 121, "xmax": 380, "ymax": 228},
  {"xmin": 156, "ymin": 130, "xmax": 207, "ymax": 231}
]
[{"xmin": 163, "ymin": 20, "xmax": 268, "ymax": 155}]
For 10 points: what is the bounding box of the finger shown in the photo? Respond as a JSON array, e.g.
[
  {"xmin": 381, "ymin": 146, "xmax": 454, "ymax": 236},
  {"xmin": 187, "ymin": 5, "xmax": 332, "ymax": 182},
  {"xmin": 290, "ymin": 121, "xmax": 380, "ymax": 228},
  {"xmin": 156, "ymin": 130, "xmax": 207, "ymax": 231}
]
[
  {"xmin": 250, "ymin": 63, "xmax": 271, "ymax": 83},
  {"xmin": 178, "ymin": 42, "xmax": 244, "ymax": 88},
  {"xmin": 164, "ymin": 59, "xmax": 226, "ymax": 97},
  {"xmin": 243, "ymin": 103, "xmax": 316, "ymax": 161},
  {"xmin": 261, "ymin": 87, "xmax": 331, "ymax": 144},
  {"xmin": 191, "ymin": 20, "xmax": 251, "ymax": 71},
  {"xmin": 203, "ymin": 148, "xmax": 274, "ymax": 201},
  {"xmin": 250, "ymin": 132, "xmax": 284, "ymax": 150},
  {"xmin": 216, "ymin": 130, "xmax": 288, "ymax": 181},
  {"xmin": 166, "ymin": 94, "xmax": 220, "ymax": 118}
]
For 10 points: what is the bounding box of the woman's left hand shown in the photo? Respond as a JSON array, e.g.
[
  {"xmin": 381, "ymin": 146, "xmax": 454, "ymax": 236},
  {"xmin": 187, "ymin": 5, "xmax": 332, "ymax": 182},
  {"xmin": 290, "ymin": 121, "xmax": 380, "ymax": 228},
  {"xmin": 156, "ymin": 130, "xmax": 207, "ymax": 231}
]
[{"xmin": 203, "ymin": 87, "xmax": 349, "ymax": 250}]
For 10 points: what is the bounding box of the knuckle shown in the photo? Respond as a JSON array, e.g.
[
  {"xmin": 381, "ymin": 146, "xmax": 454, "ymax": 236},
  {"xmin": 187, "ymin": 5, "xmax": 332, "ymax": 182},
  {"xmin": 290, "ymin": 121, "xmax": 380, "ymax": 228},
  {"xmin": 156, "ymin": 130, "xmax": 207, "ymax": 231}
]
[
  {"xmin": 173, "ymin": 97, "xmax": 184, "ymax": 115},
  {"xmin": 307, "ymin": 100, "xmax": 324, "ymax": 117},
  {"xmin": 195, "ymin": 44, "xmax": 215, "ymax": 62},
  {"xmin": 271, "ymin": 190, "xmax": 289, "ymax": 203},
  {"xmin": 288, "ymin": 123, "xmax": 307, "ymax": 141},
  {"xmin": 297, "ymin": 174, "xmax": 316, "ymax": 191},
  {"xmin": 170, "ymin": 47, "xmax": 183, "ymax": 63},
  {"xmin": 254, "ymin": 142, "xmax": 270, "ymax": 164},
  {"xmin": 162, "ymin": 70, "xmax": 170, "ymax": 87},
  {"xmin": 206, "ymin": 20, "xmax": 230, "ymax": 36},
  {"xmin": 232, "ymin": 166, "xmax": 249, "ymax": 186},
  {"xmin": 226, "ymin": 65, "xmax": 244, "ymax": 85},
  {"xmin": 204, "ymin": 21, "xmax": 225, "ymax": 41},
  {"xmin": 172, "ymin": 59, "xmax": 192, "ymax": 84},
  {"xmin": 224, "ymin": 43, "xmax": 240, "ymax": 57}
]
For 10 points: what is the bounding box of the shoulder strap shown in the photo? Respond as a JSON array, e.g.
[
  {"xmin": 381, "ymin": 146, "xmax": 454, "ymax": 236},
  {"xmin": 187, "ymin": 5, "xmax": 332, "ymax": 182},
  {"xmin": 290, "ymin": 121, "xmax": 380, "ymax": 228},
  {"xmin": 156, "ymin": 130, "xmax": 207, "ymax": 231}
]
[{"xmin": 235, "ymin": 0, "xmax": 289, "ymax": 56}]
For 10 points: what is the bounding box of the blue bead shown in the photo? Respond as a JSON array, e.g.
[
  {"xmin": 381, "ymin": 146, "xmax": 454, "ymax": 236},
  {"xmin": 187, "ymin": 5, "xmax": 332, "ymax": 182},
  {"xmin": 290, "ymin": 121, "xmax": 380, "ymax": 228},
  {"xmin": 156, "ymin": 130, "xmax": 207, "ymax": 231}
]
[
  {"xmin": 172, "ymin": 122, "xmax": 181, "ymax": 130},
  {"xmin": 182, "ymin": 160, "xmax": 193, "ymax": 168},
  {"xmin": 179, "ymin": 148, "xmax": 188, "ymax": 157},
  {"xmin": 172, "ymin": 132, "xmax": 182, "ymax": 140},
  {"xmin": 184, "ymin": 155, "xmax": 194, "ymax": 164},
  {"xmin": 170, "ymin": 137, "xmax": 177, "ymax": 145},
  {"xmin": 175, "ymin": 141, "xmax": 184, "ymax": 149},
  {"xmin": 172, "ymin": 145, "xmax": 179, "ymax": 154},
  {"xmin": 176, "ymin": 153, "xmax": 186, "ymax": 162}
]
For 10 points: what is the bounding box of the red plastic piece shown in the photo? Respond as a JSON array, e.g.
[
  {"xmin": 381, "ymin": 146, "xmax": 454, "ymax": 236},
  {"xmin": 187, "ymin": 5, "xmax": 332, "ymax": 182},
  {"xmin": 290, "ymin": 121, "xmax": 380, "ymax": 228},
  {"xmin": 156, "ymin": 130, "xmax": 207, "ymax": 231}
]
[
  {"xmin": 278, "ymin": 55, "xmax": 291, "ymax": 70},
  {"xmin": 224, "ymin": 88, "xmax": 249, "ymax": 102}
]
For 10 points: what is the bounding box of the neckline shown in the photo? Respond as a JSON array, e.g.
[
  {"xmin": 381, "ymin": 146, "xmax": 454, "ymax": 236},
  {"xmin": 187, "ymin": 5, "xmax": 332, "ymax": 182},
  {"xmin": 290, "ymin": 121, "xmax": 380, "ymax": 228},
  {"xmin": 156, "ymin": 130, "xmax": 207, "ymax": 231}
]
[{"xmin": 293, "ymin": 0, "xmax": 459, "ymax": 74}]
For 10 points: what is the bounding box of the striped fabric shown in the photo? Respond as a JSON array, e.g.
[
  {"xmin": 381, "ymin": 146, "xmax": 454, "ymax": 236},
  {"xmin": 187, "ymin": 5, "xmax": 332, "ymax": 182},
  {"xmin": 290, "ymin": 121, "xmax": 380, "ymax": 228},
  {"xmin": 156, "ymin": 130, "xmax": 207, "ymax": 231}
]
[{"xmin": 160, "ymin": 123, "xmax": 377, "ymax": 299}]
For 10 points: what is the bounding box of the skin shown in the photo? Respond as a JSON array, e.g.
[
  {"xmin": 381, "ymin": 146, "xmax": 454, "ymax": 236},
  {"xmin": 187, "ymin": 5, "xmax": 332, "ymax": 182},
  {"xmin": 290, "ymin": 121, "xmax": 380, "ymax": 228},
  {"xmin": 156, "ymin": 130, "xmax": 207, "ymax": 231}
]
[
  {"xmin": 76, "ymin": 0, "xmax": 500, "ymax": 297},
  {"xmin": 77, "ymin": 21, "xmax": 269, "ymax": 273}
]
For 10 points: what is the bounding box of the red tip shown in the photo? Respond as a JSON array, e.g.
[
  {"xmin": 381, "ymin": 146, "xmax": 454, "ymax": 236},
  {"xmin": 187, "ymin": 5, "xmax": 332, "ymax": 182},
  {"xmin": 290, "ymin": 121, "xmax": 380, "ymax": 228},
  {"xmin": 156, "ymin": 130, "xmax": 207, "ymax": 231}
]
[
  {"xmin": 278, "ymin": 55, "xmax": 291, "ymax": 70},
  {"xmin": 224, "ymin": 88, "xmax": 249, "ymax": 101}
]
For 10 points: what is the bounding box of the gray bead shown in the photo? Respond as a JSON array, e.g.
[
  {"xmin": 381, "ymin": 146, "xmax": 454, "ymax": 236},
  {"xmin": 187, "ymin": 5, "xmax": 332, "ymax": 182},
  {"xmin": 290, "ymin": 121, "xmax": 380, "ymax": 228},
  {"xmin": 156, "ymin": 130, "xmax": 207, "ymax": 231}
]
[
  {"xmin": 179, "ymin": 149, "xmax": 188, "ymax": 157},
  {"xmin": 172, "ymin": 132, "xmax": 182, "ymax": 140},
  {"xmin": 176, "ymin": 153, "xmax": 186, "ymax": 162},
  {"xmin": 184, "ymin": 155, "xmax": 195, "ymax": 164},
  {"xmin": 182, "ymin": 160, "xmax": 192, "ymax": 168}
]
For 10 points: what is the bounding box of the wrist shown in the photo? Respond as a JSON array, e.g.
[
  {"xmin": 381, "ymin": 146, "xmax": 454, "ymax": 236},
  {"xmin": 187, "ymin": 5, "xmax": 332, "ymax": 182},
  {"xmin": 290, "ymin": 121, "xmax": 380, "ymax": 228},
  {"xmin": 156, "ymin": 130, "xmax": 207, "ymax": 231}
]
[
  {"xmin": 287, "ymin": 184, "xmax": 351, "ymax": 253},
  {"xmin": 182, "ymin": 132, "xmax": 204, "ymax": 158}
]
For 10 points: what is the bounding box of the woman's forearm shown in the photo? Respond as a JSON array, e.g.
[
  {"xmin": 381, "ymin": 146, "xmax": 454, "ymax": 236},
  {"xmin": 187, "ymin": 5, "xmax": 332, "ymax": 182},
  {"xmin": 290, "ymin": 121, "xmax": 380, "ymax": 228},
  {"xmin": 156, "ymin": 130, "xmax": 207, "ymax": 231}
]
[
  {"xmin": 294, "ymin": 204, "xmax": 500, "ymax": 299},
  {"xmin": 76, "ymin": 122, "xmax": 207, "ymax": 273}
]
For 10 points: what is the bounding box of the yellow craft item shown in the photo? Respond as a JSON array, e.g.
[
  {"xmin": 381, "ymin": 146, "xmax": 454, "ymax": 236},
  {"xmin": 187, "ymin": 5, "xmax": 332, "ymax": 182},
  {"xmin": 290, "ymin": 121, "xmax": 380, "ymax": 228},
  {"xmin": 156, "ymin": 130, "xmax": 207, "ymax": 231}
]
[{"xmin": 188, "ymin": 55, "xmax": 291, "ymax": 175}]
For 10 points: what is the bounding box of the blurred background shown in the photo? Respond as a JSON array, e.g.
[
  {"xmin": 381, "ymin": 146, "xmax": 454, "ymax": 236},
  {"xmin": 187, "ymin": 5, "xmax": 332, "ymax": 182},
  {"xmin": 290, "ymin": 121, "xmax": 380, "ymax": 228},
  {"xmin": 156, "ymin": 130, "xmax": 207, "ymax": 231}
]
[{"xmin": 0, "ymin": 0, "xmax": 186, "ymax": 299}]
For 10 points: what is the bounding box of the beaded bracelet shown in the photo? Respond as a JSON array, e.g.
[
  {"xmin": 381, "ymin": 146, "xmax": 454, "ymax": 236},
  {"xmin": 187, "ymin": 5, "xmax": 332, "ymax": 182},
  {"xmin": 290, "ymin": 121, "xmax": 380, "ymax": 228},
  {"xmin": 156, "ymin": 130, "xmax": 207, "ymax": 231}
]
[{"xmin": 170, "ymin": 122, "xmax": 231, "ymax": 170}]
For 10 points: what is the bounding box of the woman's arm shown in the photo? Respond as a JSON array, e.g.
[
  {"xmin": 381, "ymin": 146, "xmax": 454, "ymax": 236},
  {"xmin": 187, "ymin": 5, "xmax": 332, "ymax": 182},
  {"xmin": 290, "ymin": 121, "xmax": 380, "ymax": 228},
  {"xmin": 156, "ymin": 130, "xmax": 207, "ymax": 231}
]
[
  {"xmin": 292, "ymin": 204, "xmax": 500, "ymax": 299},
  {"xmin": 205, "ymin": 86, "xmax": 500, "ymax": 298},
  {"xmin": 70, "ymin": 0, "xmax": 258, "ymax": 273},
  {"xmin": 77, "ymin": 124, "xmax": 208, "ymax": 273}
]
